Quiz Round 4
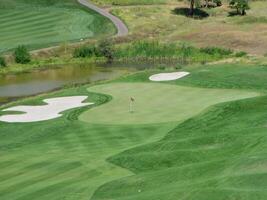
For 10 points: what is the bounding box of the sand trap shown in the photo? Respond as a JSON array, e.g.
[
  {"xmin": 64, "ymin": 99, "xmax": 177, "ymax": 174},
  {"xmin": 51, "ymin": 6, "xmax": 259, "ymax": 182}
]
[
  {"xmin": 0, "ymin": 96, "xmax": 93, "ymax": 123},
  {"xmin": 149, "ymin": 72, "xmax": 190, "ymax": 81}
]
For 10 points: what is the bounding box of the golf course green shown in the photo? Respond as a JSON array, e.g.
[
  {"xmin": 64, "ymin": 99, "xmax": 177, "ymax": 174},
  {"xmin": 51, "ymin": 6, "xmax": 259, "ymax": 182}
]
[
  {"xmin": 80, "ymin": 83, "xmax": 259, "ymax": 124},
  {"xmin": 0, "ymin": 64, "xmax": 267, "ymax": 200},
  {"xmin": 0, "ymin": 0, "xmax": 115, "ymax": 52}
]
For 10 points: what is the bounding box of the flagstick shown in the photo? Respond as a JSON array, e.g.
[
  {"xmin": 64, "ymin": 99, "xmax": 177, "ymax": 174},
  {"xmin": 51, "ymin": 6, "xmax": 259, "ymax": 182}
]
[
  {"xmin": 129, "ymin": 97, "xmax": 135, "ymax": 113},
  {"xmin": 129, "ymin": 100, "xmax": 133, "ymax": 113}
]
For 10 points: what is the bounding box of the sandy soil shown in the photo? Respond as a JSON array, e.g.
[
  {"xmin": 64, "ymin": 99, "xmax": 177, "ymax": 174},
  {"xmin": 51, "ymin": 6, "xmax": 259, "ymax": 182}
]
[
  {"xmin": 149, "ymin": 72, "xmax": 190, "ymax": 81},
  {"xmin": 0, "ymin": 96, "xmax": 93, "ymax": 123}
]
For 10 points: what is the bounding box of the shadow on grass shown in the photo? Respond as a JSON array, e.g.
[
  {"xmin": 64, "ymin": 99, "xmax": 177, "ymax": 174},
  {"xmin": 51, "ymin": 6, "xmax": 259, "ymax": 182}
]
[
  {"xmin": 228, "ymin": 11, "xmax": 246, "ymax": 17},
  {"xmin": 228, "ymin": 11, "xmax": 242, "ymax": 17},
  {"xmin": 172, "ymin": 8, "xmax": 209, "ymax": 19}
]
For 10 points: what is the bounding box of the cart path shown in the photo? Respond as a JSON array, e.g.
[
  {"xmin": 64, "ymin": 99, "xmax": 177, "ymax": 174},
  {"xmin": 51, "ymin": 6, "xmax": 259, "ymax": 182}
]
[{"xmin": 78, "ymin": 0, "xmax": 128, "ymax": 36}]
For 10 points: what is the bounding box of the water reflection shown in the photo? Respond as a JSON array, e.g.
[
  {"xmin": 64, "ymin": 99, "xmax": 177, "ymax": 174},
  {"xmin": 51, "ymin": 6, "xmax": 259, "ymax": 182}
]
[{"xmin": 0, "ymin": 63, "xmax": 136, "ymax": 105}]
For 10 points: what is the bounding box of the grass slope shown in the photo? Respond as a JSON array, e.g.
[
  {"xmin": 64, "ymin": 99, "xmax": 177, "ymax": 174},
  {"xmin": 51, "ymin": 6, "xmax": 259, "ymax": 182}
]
[
  {"xmin": 109, "ymin": 1, "xmax": 267, "ymax": 55},
  {"xmin": 0, "ymin": 64, "xmax": 267, "ymax": 200},
  {"xmin": 80, "ymin": 82, "xmax": 259, "ymax": 124},
  {"xmin": 89, "ymin": 65, "xmax": 267, "ymax": 200},
  {"xmin": 0, "ymin": 0, "xmax": 115, "ymax": 52},
  {"xmin": 94, "ymin": 96, "xmax": 267, "ymax": 200},
  {"xmin": 0, "ymin": 85, "xmax": 176, "ymax": 200}
]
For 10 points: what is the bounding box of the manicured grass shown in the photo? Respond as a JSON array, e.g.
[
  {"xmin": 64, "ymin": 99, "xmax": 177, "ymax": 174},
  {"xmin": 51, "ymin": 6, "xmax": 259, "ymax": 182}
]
[
  {"xmin": 0, "ymin": 85, "xmax": 177, "ymax": 200},
  {"xmin": 80, "ymin": 82, "xmax": 259, "ymax": 124},
  {"xmin": 0, "ymin": 64, "xmax": 267, "ymax": 200},
  {"xmin": 116, "ymin": 64, "xmax": 267, "ymax": 91},
  {"xmin": 0, "ymin": 0, "xmax": 115, "ymax": 52},
  {"xmin": 94, "ymin": 95, "xmax": 267, "ymax": 200}
]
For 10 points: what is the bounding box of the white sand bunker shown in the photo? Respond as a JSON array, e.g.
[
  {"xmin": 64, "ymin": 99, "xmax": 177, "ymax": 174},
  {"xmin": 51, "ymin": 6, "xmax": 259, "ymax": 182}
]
[
  {"xmin": 0, "ymin": 96, "xmax": 93, "ymax": 123},
  {"xmin": 149, "ymin": 72, "xmax": 190, "ymax": 81}
]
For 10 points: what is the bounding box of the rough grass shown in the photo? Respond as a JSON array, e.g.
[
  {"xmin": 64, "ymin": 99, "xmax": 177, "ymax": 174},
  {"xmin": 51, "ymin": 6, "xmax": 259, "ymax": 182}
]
[
  {"xmin": 91, "ymin": 0, "xmax": 173, "ymax": 6},
  {"xmin": 0, "ymin": 0, "xmax": 115, "ymax": 52},
  {"xmin": 1, "ymin": 64, "xmax": 267, "ymax": 200},
  {"xmin": 113, "ymin": 41, "xmax": 236, "ymax": 62},
  {"xmin": 109, "ymin": 1, "xmax": 267, "ymax": 55}
]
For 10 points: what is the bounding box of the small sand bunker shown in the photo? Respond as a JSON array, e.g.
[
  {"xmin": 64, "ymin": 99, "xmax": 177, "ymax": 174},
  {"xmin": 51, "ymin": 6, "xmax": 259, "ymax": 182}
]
[
  {"xmin": 0, "ymin": 96, "xmax": 93, "ymax": 123},
  {"xmin": 149, "ymin": 72, "xmax": 190, "ymax": 81}
]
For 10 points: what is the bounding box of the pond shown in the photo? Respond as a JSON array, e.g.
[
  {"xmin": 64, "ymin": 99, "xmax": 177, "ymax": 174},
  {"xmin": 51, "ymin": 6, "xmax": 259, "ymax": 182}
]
[{"xmin": 0, "ymin": 63, "xmax": 138, "ymax": 105}]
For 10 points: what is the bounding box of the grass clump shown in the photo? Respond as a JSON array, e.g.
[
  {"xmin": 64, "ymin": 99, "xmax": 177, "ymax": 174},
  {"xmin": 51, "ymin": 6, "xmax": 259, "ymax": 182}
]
[
  {"xmin": 0, "ymin": 56, "xmax": 6, "ymax": 67},
  {"xmin": 73, "ymin": 46, "xmax": 99, "ymax": 58},
  {"xmin": 200, "ymin": 47, "xmax": 233, "ymax": 56},
  {"xmin": 73, "ymin": 40, "xmax": 114, "ymax": 62},
  {"xmin": 235, "ymin": 51, "xmax": 247, "ymax": 57},
  {"xmin": 114, "ymin": 41, "xmax": 235, "ymax": 63},
  {"xmin": 73, "ymin": 40, "xmax": 236, "ymax": 64}
]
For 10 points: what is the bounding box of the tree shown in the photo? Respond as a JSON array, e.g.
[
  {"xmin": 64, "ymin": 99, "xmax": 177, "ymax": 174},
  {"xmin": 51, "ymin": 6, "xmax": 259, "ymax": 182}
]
[
  {"xmin": 97, "ymin": 39, "xmax": 114, "ymax": 63},
  {"xmin": 14, "ymin": 45, "xmax": 31, "ymax": 64},
  {"xmin": 189, "ymin": 0, "xmax": 195, "ymax": 16},
  {"xmin": 229, "ymin": 0, "xmax": 249, "ymax": 15}
]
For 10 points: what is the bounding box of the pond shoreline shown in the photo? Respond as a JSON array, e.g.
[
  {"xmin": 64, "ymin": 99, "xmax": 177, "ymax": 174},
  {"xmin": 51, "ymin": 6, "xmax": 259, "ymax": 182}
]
[{"xmin": 0, "ymin": 63, "xmax": 137, "ymax": 106}]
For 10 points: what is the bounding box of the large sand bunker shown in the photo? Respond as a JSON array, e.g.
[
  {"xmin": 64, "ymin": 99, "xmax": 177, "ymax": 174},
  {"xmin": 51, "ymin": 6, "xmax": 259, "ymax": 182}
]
[
  {"xmin": 0, "ymin": 96, "xmax": 93, "ymax": 123},
  {"xmin": 149, "ymin": 72, "xmax": 190, "ymax": 81}
]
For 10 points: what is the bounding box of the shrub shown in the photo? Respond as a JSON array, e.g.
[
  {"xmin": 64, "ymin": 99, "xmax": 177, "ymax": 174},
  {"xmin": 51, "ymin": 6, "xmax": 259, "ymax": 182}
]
[
  {"xmin": 180, "ymin": 44, "xmax": 195, "ymax": 58},
  {"xmin": 73, "ymin": 46, "xmax": 98, "ymax": 58},
  {"xmin": 157, "ymin": 64, "xmax": 167, "ymax": 70},
  {"xmin": 229, "ymin": 0, "xmax": 249, "ymax": 15},
  {"xmin": 14, "ymin": 45, "xmax": 31, "ymax": 64},
  {"xmin": 97, "ymin": 39, "xmax": 114, "ymax": 63},
  {"xmin": 175, "ymin": 64, "xmax": 182, "ymax": 70},
  {"xmin": 200, "ymin": 47, "xmax": 233, "ymax": 56},
  {"xmin": 0, "ymin": 56, "xmax": 6, "ymax": 67},
  {"xmin": 235, "ymin": 51, "xmax": 247, "ymax": 57},
  {"xmin": 115, "ymin": 41, "xmax": 182, "ymax": 58}
]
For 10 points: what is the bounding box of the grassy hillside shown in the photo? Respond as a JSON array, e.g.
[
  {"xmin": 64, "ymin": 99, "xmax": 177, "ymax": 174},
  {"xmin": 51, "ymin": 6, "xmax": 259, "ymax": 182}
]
[
  {"xmin": 0, "ymin": 0, "xmax": 115, "ymax": 52},
  {"xmin": 0, "ymin": 64, "xmax": 267, "ymax": 199},
  {"xmin": 96, "ymin": 96, "xmax": 267, "ymax": 200},
  {"xmin": 106, "ymin": 1, "xmax": 267, "ymax": 55}
]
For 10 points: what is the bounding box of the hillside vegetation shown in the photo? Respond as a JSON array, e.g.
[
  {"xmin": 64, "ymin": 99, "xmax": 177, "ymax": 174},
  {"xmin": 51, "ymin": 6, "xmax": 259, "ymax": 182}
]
[{"xmin": 104, "ymin": 0, "xmax": 267, "ymax": 55}]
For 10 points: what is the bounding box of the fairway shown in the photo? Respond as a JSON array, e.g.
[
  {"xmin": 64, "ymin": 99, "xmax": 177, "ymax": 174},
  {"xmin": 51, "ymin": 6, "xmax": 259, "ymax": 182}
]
[
  {"xmin": 1, "ymin": 64, "xmax": 267, "ymax": 200},
  {"xmin": 80, "ymin": 83, "xmax": 259, "ymax": 124},
  {"xmin": 0, "ymin": 0, "xmax": 115, "ymax": 52}
]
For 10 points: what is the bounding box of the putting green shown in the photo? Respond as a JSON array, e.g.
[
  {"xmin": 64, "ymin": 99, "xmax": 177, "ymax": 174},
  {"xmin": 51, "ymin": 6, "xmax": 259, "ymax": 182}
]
[{"xmin": 79, "ymin": 83, "xmax": 259, "ymax": 125}]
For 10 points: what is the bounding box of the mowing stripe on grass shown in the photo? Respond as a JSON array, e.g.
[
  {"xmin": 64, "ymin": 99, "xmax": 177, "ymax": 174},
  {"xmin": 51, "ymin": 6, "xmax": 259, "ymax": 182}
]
[{"xmin": 80, "ymin": 83, "xmax": 260, "ymax": 125}]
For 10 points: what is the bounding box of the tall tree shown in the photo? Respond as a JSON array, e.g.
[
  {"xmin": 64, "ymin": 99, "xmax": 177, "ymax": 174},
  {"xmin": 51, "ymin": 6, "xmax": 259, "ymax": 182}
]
[
  {"xmin": 189, "ymin": 0, "xmax": 195, "ymax": 15},
  {"xmin": 229, "ymin": 0, "xmax": 249, "ymax": 15}
]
